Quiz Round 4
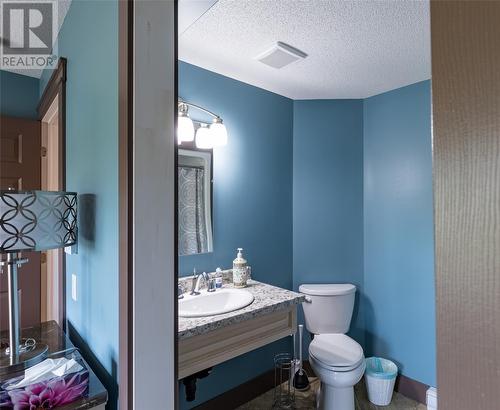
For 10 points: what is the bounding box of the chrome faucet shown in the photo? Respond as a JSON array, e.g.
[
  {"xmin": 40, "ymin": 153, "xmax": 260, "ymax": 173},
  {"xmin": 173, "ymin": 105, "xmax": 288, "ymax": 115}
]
[{"xmin": 190, "ymin": 271, "xmax": 209, "ymax": 295}]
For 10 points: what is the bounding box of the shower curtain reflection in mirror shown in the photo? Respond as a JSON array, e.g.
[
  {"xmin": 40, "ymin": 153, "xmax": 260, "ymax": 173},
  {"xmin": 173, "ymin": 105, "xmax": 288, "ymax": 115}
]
[{"xmin": 178, "ymin": 149, "xmax": 213, "ymax": 255}]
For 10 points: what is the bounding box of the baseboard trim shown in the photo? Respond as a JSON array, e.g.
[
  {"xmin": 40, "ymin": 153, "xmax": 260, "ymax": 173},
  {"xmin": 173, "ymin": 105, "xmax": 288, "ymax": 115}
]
[{"xmin": 394, "ymin": 374, "xmax": 429, "ymax": 404}]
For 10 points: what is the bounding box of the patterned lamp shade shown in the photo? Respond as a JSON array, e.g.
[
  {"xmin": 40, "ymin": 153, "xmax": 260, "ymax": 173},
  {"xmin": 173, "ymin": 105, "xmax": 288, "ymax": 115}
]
[{"xmin": 0, "ymin": 190, "xmax": 77, "ymax": 252}]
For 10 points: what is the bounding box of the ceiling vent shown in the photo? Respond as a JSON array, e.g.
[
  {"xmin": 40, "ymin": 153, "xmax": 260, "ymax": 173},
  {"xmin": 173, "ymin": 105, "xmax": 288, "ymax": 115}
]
[{"xmin": 255, "ymin": 42, "xmax": 308, "ymax": 69}]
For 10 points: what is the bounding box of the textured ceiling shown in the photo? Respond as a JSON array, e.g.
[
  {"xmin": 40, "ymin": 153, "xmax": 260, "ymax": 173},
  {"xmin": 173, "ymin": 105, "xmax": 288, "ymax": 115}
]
[
  {"xmin": 179, "ymin": 0, "xmax": 430, "ymax": 99},
  {"xmin": 2, "ymin": 0, "xmax": 72, "ymax": 78},
  {"xmin": 178, "ymin": 0, "xmax": 218, "ymax": 35}
]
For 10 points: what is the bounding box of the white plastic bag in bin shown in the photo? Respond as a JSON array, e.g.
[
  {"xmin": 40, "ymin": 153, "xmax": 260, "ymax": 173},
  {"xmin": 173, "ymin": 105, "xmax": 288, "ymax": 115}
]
[{"xmin": 365, "ymin": 357, "xmax": 398, "ymax": 406}]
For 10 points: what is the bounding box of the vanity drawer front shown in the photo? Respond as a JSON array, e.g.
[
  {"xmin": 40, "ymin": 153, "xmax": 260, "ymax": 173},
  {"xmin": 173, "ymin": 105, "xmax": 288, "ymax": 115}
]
[{"xmin": 178, "ymin": 306, "xmax": 297, "ymax": 379}]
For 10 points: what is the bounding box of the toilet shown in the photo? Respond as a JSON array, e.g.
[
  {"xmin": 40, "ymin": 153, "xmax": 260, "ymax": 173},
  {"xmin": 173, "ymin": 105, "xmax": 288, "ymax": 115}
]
[{"xmin": 299, "ymin": 284, "xmax": 365, "ymax": 410}]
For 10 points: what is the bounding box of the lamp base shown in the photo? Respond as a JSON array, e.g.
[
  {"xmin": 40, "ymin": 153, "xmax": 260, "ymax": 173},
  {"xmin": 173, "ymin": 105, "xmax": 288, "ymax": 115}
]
[{"xmin": 0, "ymin": 343, "xmax": 48, "ymax": 376}]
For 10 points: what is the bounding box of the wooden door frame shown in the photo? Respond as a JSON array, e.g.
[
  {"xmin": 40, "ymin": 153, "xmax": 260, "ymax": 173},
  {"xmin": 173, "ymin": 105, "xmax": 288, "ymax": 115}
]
[
  {"xmin": 118, "ymin": 0, "xmax": 178, "ymax": 408},
  {"xmin": 37, "ymin": 57, "xmax": 67, "ymax": 330}
]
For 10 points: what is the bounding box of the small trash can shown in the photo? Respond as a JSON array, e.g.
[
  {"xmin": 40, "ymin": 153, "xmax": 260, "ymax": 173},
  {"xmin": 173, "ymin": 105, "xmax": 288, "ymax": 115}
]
[{"xmin": 365, "ymin": 357, "xmax": 398, "ymax": 406}]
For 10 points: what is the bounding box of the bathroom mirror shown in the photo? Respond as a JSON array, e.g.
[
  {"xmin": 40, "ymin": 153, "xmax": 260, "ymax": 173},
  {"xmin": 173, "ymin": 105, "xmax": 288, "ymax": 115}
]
[{"xmin": 178, "ymin": 147, "xmax": 214, "ymax": 255}]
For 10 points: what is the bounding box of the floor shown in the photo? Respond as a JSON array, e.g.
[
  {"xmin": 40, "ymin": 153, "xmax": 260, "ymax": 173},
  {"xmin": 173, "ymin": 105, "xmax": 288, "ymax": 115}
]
[{"xmin": 237, "ymin": 377, "xmax": 426, "ymax": 410}]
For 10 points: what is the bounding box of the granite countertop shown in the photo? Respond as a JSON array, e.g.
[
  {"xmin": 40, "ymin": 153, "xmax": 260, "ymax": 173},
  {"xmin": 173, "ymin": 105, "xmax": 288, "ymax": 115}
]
[{"xmin": 178, "ymin": 279, "xmax": 305, "ymax": 340}]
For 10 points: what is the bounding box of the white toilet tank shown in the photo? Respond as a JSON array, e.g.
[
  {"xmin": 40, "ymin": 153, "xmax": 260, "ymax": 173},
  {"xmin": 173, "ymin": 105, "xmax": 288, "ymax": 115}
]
[{"xmin": 299, "ymin": 284, "xmax": 356, "ymax": 334}]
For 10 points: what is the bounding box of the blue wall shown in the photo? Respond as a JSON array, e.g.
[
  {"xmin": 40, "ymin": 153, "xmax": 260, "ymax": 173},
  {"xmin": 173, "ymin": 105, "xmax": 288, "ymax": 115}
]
[
  {"xmin": 178, "ymin": 73, "xmax": 435, "ymax": 408},
  {"xmin": 292, "ymin": 100, "xmax": 365, "ymax": 350},
  {"xmin": 0, "ymin": 70, "xmax": 40, "ymax": 119},
  {"xmin": 178, "ymin": 62, "xmax": 293, "ymax": 408},
  {"xmin": 363, "ymin": 81, "xmax": 435, "ymax": 386},
  {"xmin": 291, "ymin": 88, "xmax": 435, "ymax": 387},
  {"xmin": 40, "ymin": 1, "xmax": 119, "ymax": 407},
  {"xmin": 178, "ymin": 62, "xmax": 293, "ymax": 290}
]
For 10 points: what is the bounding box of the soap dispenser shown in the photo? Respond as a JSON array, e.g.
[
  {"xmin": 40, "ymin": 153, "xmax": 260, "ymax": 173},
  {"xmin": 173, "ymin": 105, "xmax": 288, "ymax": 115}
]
[{"xmin": 232, "ymin": 248, "xmax": 248, "ymax": 288}]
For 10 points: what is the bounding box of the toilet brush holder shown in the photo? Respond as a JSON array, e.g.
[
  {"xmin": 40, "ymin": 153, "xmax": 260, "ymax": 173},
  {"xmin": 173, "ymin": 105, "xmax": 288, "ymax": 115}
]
[{"xmin": 293, "ymin": 324, "xmax": 310, "ymax": 391}]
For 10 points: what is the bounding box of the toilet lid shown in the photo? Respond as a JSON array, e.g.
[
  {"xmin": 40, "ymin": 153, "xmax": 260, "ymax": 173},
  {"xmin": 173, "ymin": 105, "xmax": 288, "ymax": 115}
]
[
  {"xmin": 309, "ymin": 334, "xmax": 364, "ymax": 370},
  {"xmin": 299, "ymin": 283, "xmax": 356, "ymax": 296}
]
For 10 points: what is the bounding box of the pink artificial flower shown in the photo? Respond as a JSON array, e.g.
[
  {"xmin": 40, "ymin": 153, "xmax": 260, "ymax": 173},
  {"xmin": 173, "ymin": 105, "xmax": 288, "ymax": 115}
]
[{"xmin": 4, "ymin": 371, "xmax": 88, "ymax": 409}]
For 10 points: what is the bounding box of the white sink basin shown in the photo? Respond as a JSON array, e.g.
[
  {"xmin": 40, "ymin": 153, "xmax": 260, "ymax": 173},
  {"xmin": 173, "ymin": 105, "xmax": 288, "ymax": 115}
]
[{"xmin": 179, "ymin": 288, "xmax": 255, "ymax": 318}]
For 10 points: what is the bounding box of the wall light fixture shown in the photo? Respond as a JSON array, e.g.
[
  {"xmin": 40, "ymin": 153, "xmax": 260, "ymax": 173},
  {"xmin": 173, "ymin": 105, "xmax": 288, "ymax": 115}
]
[{"xmin": 177, "ymin": 100, "xmax": 227, "ymax": 149}]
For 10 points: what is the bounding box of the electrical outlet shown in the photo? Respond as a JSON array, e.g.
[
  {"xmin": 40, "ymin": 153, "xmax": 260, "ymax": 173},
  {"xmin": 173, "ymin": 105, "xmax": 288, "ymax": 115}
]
[{"xmin": 71, "ymin": 274, "xmax": 77, "ymax": 301}]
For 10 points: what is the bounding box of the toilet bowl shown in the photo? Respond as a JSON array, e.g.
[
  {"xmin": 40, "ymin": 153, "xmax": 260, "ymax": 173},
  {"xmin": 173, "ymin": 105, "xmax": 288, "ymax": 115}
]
[
  {"xmin": 299, "ymin": 284, "xmax": 365, "ymax": 410},
  {"xmin": 309, "ymin": 334, "xmax": 365, "ymax": 409}
]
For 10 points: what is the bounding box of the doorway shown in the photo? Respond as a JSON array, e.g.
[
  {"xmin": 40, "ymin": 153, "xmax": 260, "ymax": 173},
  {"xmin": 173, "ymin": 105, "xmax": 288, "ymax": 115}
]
[{"xmin": 0, "ymin": 59, "xmax": 67, "ymax": 332}]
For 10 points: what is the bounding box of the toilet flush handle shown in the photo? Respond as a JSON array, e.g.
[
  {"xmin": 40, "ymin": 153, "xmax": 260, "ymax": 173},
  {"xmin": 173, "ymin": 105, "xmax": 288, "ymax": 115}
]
[{"xmin": 303, "ymin": 296, "xmax": 312, "ymax": 303}]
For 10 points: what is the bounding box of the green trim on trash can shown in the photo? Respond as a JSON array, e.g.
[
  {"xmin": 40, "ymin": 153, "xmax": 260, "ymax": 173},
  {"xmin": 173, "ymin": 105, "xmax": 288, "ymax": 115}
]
[{"xmin": 365, "ymin": 357, "xmax": 398, "ymax": 380}]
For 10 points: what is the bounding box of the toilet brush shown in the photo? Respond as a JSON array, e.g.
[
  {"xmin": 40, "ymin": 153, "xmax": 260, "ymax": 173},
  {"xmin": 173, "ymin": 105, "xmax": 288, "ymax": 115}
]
[{"xmin": 293, "ymin": 324, "xmax": 310, "ymax": 391}]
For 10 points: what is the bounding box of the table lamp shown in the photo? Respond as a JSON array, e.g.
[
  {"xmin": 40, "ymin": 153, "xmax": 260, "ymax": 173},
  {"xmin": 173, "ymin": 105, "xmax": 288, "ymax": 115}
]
[{"xmin": 0, "ymin": 189, "xmax": 77, "ymax": 375}]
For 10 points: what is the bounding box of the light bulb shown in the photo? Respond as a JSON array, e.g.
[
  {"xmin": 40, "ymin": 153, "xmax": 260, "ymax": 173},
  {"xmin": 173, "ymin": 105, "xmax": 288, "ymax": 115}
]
[
  {"xmin": 195, "ymin": 124, "xmax": 213, "ymax": 149},
  {"xmin": 177, "ymin": 113, "xmax": 194, "ymax": 144},
  {"xmin": 210, "ymin": 118, "xmax": 228, "ymax": 146}
]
